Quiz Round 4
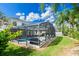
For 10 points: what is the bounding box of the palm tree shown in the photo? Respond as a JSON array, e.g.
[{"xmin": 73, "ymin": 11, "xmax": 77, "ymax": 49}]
[
  {"xmin": 40, "ymin": 3, "xmax": 60, "ymax": 13},
  {"xmin": 71, "ymin": 4, "xmax": 79, "ymax": 31},
  {"xmin": 40, "ymin": 3, "xmax": 45, "ymax": 12},
  {"xmin": 40, "ymin": 3, "xmax": 65, "ymax": 30},
  {"xmin": 52, "ymin": 4, "xmax": 67, "ymax": 33},
  {"xmin": 40, "ymin": 3, "xmax": 79, "ymax": 34},
  {"xmin": 66, "ymin": 8, "xmax": 79, "ymax": 29},
  {"xmin": 51, "ymin": 3, "xmax": 60, "ymax": 13}
]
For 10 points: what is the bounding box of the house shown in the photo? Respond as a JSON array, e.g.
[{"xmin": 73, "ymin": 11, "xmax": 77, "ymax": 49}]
[
  {"xmin": 9, "ymin": 18, "xmax": 31, "ymax": 27},
  {"xmin": 26, "ymin": 21, "xmax": 56, "ymax": 48},
  {"xmin": 0, "ymin": 20, "xmax": 9, "ymax": 31},
  {"xmin": 11, "ymin": 21, "xmax": 56, "ymax": 48},
  {"xmin": 0, "ymin": 20, "xmax": 4, "ymax": 26}
]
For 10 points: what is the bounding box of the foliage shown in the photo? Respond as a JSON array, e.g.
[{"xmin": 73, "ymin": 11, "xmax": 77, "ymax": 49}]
[
  {"xmin": 1, "ymin": 36, "xmax": 75, "ymax": 56},
  {"xmin": 40, "ymin": 3, "xmax": 79, "ymax": 40},
  {"xmin": 40, "ymin": 3, "xmax": 44, "ymax": 12},
  {"xmin": 52, "ymin": 4, "xmax": 79, "ymax": 40},
  {"xmin": 0, "ymin": 25, "xmax": 22, "ymax": 55},
  {"xmin": 68, "ymin": 28, "xmax": 79, "ymax": 40},
  {"xmin": 51, "ymin": 3, "xmax": 60, "ymax": 13},
  {"xmin": 1, "ymin": 42, "xmax": 35, "ymax": 56}
]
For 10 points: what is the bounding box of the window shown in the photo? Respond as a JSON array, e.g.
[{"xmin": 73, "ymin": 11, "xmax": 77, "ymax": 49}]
[
  {"xmin": 13, "ymin": 21, "xmax": 17, "ymax": 26},
  {"xmin": 22, "ymin": 23, "xmax": 24, "ymax": 26}
]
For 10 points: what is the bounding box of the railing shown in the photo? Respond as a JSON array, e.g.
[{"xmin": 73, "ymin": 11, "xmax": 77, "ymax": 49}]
[{"xmin": 27, "ymin": 27, "xmax": 48, "ymax": 30}]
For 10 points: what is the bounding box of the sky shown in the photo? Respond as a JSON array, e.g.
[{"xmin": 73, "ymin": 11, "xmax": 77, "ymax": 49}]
[
  {"xmin": 0, "ymin": 3, "xmax": 40, "ymax": 18},
  {"xmin": 0, "ymin": 3, "xmax": 73, "ymax": 23}
]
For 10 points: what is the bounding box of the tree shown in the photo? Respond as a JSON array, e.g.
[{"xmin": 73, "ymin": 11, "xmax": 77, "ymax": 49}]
[
  {"xmin": 40, "ymin": 3, "xmax": 45, "ymax": 12},
  {"xmin": 0, "ymin": 24, "xmax": 22, "ymax": 55},
  {"xmin": 51, "ymin": 3, "xmax": 60, "ymax": 13},
  {"xmin": 40, "ymin": 3, "xmax": 79, "ymax": 37}
]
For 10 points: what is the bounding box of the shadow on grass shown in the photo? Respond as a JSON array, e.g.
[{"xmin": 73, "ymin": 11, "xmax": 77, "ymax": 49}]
[
  {"xmin": 1, "ymin": 37, "xmax": 63, "ymax": 56},
  {"xmin": 48, "ymin": 36, "xmax": 63, "ymax": 46},
  {"xmin": 1, "ymin": 47, "xmax": 35, "ymax": 56}
]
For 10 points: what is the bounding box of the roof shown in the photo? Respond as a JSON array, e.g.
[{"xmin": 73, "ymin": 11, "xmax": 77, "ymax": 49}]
[
  {"xmin": 10, "ymin": 18, "xmax": 28, "ymax": 23},
  {"xmin": 26, "ymin": 28, "xmax": 48, "ymax": 30},
  {"xmin": 26, "ymin": 21, "xmax": 51, "ymax": 27}
]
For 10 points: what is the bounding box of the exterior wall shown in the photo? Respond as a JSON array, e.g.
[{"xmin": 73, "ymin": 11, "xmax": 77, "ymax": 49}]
[
  {"xmin": 10, "ymin": 19, "xmax": 25, "ymax": 27},
  {"xmin": 0, "ymin": 20, "xmax": 8, "ymax": 31},
  {"xmin": 0, "ymin": 20, "xmax": 4, "ymax": 26},
  {"xmin": 37, "ymin": 30, "xmax": 46, "ymax": 35},
  {"xmin": 16, "ymin": 21, "xmax": 23, "ymax": 26}
]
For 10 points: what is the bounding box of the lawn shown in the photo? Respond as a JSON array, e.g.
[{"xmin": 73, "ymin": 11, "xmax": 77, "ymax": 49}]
[{"xmin": 1, "ymin": 36, "xmax": 76, "ymax": 56}]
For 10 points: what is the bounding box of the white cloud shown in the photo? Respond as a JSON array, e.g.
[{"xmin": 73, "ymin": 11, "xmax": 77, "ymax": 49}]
[
  {"xmin": 45, "ymin": 16, "xmax": 55, "ymax": 22},
  {"xmin": 16, "ymin": 12, "xmax": 21, "ymax": 16},
  {"xmin": 16, "ymin": 12, "xmax": 25, "ymax": 16},
  {"xmin": 19, "ymin": 16, "xmax": 25, "ymax": 20},
  {"xmin": 22, "ymin": 13, "xmax": 25, "ymax": 15},
  {"xmin": 41, "ymin": 6, "xmax": 55, "ymax": 22},
  {"xmin": 26, "ymin": 12, "xmax": 40, "ymax": 21},
  {"xmin": 41, "ymin": 6, "xmax": 53, "ymax": 19},
  {"xmin": 45, "ymin": 6, "xmax": 52, "ymax": 11},
  {"xmin": 21, "ymin": 6, "xmax": 55, "ymax": 22}
]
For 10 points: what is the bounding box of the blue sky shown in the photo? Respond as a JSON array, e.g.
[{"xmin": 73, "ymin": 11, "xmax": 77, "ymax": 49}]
[
  {"xmin": 0, "ymin": 3, "xmax": 73, "ymax": 17},
  {"xmin": 0, "ymin": 3, "xmax": 74, "ymax": 23},
  {"xmin": 0, "ymin": 3, "xmax": 40, "ymax": 18}
]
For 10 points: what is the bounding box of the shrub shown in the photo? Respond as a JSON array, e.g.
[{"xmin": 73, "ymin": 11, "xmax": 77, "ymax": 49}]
[
  {"xmin": 73, "ymin": 31, "xmax": 79, "ymax": 40},
  {"xmin": 0, "ymin": 25, "xmax": 22, "ymax": 55},
  {"xmin": 68, "ymin": 28, "xmax": 79, "ymax": 40}
]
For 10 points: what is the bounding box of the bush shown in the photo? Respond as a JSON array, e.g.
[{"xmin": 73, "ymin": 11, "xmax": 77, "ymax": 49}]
[
  {"xmin": 62, "ymin": 25, "xmax": 69, "ymax": 36},
  {"xmin": 72, "ymin": 31, "xmax": 79, "ymax": 40},
  {"xmin": 68, "ymin": 28, "xmax": 79, "ymax": 40},
  {"xmin": 0, "ymin": 25, "xmax": 22, "ymax": 55}
]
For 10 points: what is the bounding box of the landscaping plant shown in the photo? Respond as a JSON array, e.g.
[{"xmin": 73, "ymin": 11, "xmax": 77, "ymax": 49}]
[{"xmin": 0, "ymin": 24, "xmax": 22, "ymax": 55}]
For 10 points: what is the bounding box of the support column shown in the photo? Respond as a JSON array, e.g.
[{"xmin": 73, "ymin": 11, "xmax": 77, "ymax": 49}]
[{"xmin": 38, "ymin": 24, "xmax": 40, "ymax": 46}]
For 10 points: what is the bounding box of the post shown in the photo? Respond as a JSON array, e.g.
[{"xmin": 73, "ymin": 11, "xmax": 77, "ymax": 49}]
[
  {"xmin": 18, "ymin": 40, "xmax": 19, "ymax": 44},
  {"xmin": 38, "ymin": 24, "xmax": 40, "ymax": 46}
]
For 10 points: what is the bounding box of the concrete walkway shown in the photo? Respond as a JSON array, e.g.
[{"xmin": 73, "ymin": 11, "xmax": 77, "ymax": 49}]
[{"xmin": 62, "ymin": 37, "xmax": 79, "ymax": 56}]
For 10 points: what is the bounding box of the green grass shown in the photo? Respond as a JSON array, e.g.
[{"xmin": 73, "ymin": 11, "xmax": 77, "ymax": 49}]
[{"xmin": 1, "ymin": 36, "xmax": 75, "ymax": 56}]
